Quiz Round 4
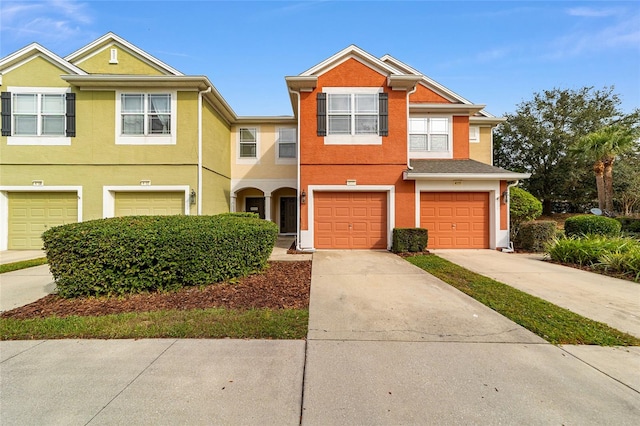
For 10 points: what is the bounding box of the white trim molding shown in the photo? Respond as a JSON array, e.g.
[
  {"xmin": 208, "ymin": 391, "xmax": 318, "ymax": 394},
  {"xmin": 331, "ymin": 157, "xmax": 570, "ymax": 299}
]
[
  {"xmin": 102, "ymin": 185, "xmax": 190, "ymax": 218},
  {"xmin": 301, "ymin": 184, "xmax": 396, "ymax": 251},
  {"xmin": 0, "ymin": 185, "xmax": 83, "ymax": 251}
]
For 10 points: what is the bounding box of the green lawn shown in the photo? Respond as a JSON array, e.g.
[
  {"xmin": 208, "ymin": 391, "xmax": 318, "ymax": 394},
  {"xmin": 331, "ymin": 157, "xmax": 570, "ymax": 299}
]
[
  {"xmin": 0, "ymin": 258, "xmax": 48, "ymax": 274},
  {"xmin": 1, "ymin": 308, "xmax": 308, "ymax": 340},
  {"xmin": 406, "ymin": 254, "xmax": 640, "ymax": 346}
]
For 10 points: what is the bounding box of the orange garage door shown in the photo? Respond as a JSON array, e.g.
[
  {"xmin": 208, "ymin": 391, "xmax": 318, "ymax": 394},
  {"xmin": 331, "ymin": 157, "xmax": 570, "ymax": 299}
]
[
  {"xmin": 420, "ymin": 192, "xmax": 489, "ymax": 249},
  {"xmin": 315, "ymin": 192, "xmax": 387, "ymax": 249}
]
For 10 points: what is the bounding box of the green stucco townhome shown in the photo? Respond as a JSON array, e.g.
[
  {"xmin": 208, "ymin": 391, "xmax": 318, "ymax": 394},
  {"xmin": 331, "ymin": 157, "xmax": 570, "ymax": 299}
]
[{"xmin": 0, "ymin": 33, "xmax": 235, "ymax": 249}]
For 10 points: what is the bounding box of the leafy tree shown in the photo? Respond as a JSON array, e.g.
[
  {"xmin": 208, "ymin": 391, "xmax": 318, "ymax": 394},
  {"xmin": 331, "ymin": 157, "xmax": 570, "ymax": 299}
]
[
  {"xmin": 614, "ymin": 150, "xmax": 640, "ymax": 215},
  {"xmin": 573, "ymin": 119, "xmax": 639, "ymax": 212},
  {"xmin": 509, "ymin": 186, "xmax": 542, "ymax": 241},
  {"xmin": 494, "ymin": 87, "xmax": 624, "ymax": 214}
]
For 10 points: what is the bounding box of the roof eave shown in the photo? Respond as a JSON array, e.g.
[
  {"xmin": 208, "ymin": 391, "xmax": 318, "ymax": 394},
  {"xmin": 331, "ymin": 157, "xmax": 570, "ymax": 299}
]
[
  {"xmin": 409, "ymin": 103, "xmax": 486, "ymax": 115},
  {"xmin": 403, "ymin": 171, "xmax": 531, "ymax": 181}
]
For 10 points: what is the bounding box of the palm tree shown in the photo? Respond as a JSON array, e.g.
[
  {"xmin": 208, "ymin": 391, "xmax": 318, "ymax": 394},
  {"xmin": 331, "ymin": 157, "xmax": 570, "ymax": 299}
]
[{"xmin": 575, "ymin": 125, "xmax": 639, "ymax": 212}]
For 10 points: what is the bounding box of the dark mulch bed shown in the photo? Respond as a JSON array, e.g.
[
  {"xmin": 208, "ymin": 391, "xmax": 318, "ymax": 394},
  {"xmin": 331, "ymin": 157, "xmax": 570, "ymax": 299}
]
[{"xmin": 2, "ymin": 261, "xmax": 311, "ymax": 320}]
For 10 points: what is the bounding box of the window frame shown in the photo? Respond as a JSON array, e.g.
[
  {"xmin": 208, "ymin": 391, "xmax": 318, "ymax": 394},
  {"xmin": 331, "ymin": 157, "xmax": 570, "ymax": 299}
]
[
  {"xmin": 236, "ymin": 126, "xmax": 260, "ymax": 164},
  {"xmin": 276, "ymin": 126, "xmax": 297, "ymax": 164},
  {"xmin": 323, "ymin": 87, "xmax": 383, "ymax": 145},
  {"xmin": 5, "ymin": 87, "xmax": 72, "ymax": 146},
  {"xmin": 408, "ymin": 115, "xmax": 453, "ymax": 159},
  {"xmin": 115, "ymin": 90, "xmax": 177, "ymax": 145},
  {"xmin": 469, "ymin": 125, "xmax": 480, "ymax": 143}
]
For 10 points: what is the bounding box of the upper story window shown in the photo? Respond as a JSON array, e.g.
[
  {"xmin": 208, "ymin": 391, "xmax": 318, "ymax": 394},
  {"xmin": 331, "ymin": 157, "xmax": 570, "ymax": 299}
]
[
  {"xmin": 328, "ymin": 94, "xmax": 378, "ymax": 135},
  {"xmin": 469, "ymin": 125, "xmax": 480, "ymax": 143},
  {"xmin": 115, "ymin": 91, "xmax": 176, "ymax": 145},
  {"xmin": 317, "ymin": 87, "xmax": 387, "ymax": 145},
  {"xmin": 239, "ymin": 127, "xmax": 258, "ymax": 158},
  {"xmin": 1, "ymin": 88, "xmax": 75, "ymax": 145},
  {"xmin": 277, "ymin": 128, "xmax": 296, "ymax": 159},
  {"xmin": 409, "ymin": 117, "xmax": 450, "ymax": 153}
]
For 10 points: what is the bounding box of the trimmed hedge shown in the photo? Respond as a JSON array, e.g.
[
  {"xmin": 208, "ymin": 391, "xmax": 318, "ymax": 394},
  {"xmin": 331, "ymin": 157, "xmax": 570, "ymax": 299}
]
[
  {"xmin": 564, "ymin": 215, "xmax": 621, "ymax": 238},
  {"xmin": 42, "ymin": 213, "xmax": 278, "ymax": 298},
  {"xmin": 514, "ymin": 221, "xmax": 557, "ymax": 252},
  {"xmin": 616, "ymin": 217, "xmax": 640, "ymax": 233},
  {"xmin": 392, "ymin": 228, "xmax": 428, "ymax": 253},
  {"xmin": 509, "ymin": 187, "xmax": 542, "ymax": 241}
]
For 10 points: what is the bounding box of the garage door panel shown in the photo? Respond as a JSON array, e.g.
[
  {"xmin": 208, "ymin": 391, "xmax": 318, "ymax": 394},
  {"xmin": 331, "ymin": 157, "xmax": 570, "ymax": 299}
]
[
  {"xmin": 8, "ymin": 192, "xmax": 78, "ymax": 250},
  {"xmin": 114, "ymin": 192, "xmax": 184, "ymax": 217},
  {"xmin": 420, "ymin": 192, "xmax": 489, "ymax": 249},
  {"xmin": 314, "ymin": 192, "xmax": 387, "ymax": 249}
]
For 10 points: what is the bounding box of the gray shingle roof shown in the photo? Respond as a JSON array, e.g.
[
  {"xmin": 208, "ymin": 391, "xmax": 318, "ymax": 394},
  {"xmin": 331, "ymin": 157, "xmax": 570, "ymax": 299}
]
[{"xmin": 407, "ymin": 159, "xmax": 526, "ymax": 177}]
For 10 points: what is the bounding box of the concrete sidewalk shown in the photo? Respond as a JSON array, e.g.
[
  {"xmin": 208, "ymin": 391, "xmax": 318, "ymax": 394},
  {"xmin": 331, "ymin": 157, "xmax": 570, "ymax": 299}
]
[
  {"xmin": 434, "ymin": 249, "xmax": 640, "ymax": 338},
  {"xmin": 2, "ymin": 250, "xmax": 640, "ymax": 424}
]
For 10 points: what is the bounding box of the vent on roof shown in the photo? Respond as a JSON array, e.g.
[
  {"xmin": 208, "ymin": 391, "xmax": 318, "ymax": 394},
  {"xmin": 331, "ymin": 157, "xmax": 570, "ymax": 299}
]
[{"xmin": 109, "ymin": 48, "xmax": 118, "ymax": 64}]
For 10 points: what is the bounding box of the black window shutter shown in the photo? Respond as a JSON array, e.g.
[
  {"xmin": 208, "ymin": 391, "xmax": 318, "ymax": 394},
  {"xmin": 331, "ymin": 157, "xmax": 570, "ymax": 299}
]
[
  {"xmin": 66, "ymin": 92, "xmax": 76, "ymax": 137},
  {"xmin": 1, "ymin": 92, "xmax": 11, "ymax": 136},
  {"xmin": 379, "ymin": 92, "xmax": 388, "ymax": 136},
  {"xmin": 317, "ymin": 92, "xmax": 327, "ymax": 136}
]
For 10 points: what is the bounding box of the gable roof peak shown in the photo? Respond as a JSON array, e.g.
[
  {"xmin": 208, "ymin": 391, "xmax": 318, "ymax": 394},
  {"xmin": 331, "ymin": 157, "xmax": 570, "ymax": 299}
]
[
  {"xmin": 0, "ymin": 42, "xmax": 87, "ymax": 76},
  {"xmin": 299, "ymin": 44, "xmax": 402, "ymax": 78},
  {"xmin": 65, "ymin": 32, "xmax": 184, "ymax": 76}
]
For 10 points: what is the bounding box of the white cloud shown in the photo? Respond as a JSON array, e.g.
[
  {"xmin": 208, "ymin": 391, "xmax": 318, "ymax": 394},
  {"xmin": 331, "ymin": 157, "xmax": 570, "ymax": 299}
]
[
  {"xmin": 566, "ymin": 7, "xmax": 620, "ymax": 18},
  {"xmin": 0, "ymin": 0, "xmax": 94, "ymax": 52}
]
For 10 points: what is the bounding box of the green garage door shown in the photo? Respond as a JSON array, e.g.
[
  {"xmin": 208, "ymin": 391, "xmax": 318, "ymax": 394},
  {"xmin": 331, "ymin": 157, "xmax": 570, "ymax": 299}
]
[
  {"xmin": 8, "ymin": 192, "xmax": 78, "ymax": 249},
  {"xmin": 114, "ymin": 192, "xmax": 184, "ymax": 217}
]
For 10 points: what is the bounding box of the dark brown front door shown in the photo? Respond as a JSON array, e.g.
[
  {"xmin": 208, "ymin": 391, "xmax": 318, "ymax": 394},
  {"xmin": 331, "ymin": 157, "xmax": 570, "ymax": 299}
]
[
  {"xmin": 246, "ymin": 197, "xmax": 265, "ymax": 219},
  {"xmin": 280, "ymin": 197, "xmax": 297, "ymax": 233}
]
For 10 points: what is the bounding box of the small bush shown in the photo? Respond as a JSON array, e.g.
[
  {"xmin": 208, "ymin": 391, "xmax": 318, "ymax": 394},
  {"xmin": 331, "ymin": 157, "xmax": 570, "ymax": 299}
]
[
  {"xmin": 43, "ymin": 214, "xmax": 278, "ymax": 298},
  {"xmin": 392, "ymin": 228, "xmax": 428, "ymax": 253},
  {"xmin": 564, "ymin": 215, "xmax": 621, "ymax": 238},
  {"xmin": 616, "ymin": 217, "xmax": 640, "ymax": 233},
  {"xmin": 510, "ymin": 187, "xmax": 542, "ymax": 240},
  {"xmin": 546, "ymin": 235, "xmax": 640, "ymax": 281},
  {"xmin": 514, "ymin": 221, "xmax": 557, "ymax": 252}
]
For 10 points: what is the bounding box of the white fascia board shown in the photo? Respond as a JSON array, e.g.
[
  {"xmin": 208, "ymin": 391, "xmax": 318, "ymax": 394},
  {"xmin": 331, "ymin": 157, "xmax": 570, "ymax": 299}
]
[
  {"xmin": 299, "ymin": 45, "xmax": 400, "ymax": 77},
  {"xmin": 470, "ymin": 115, "xmax": 507, "ymax": 125},
  {"xmin": 235, "ymin": 116, "xmax": 297, "ymax": 125},
  {"xmin": 65, "ymin": 32, "xmax": 184, "ymax": 76},
  {"xmin": 0, "ymin": 43, "xmax": 87, "ymax": 75},
  {"xmin": 403, "ymin": 172, "xmax": 531, "ymax": 181}
]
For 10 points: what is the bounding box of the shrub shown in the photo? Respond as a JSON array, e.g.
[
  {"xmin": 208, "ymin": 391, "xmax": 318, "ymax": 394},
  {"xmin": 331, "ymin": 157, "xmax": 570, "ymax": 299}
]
[
  {"xmin": 616, "ymin": 217, "xmax": 640, "ymax": 233},
  {"xmin": 510, "ymin": 187, "xmax": 542, "ymax": 240},
  {"xmin": 391, "ymin": 228, "xmax": 428, "ymax": 253},
  {"xmin": 514, "ymin": 221, "xmax": 557, "ymax": 252},
  {"xmin": 547, "ymin": 235, "xmax": 640, "ymax": 281},
  {"xmin": 564, "ymin": 215, "xmax": 621, "ymax": 238},
  {"xmin": 42, "ymin": 214, "xmax": 278, "ymax": 298}
]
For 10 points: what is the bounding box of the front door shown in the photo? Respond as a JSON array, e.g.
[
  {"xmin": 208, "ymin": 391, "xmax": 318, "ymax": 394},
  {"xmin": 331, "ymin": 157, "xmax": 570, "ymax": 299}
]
[
  {"xmin": 280, "ymin": 197, "xmax": 297, "ymax": 233},
  {"xmin": 245, "ymin": 197, "xmax": 265, "ymax": 219}
]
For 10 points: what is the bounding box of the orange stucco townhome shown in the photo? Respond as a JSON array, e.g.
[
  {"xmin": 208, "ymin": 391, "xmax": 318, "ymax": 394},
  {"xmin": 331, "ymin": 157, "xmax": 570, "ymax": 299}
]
[{"xmin": 285, "ymin": 45, "xmax": 528, "ymax": 250}]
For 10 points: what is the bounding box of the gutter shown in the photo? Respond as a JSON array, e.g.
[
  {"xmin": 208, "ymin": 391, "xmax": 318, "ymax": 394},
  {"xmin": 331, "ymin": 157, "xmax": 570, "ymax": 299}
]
[
  {"xmin": 406, "ymin": 85, "xmax": 418, "ymax": 170},
  {"xmin": 198, "ymin": 86, "xmax": 212, "ymax": 215},
  {"xmin": 287, "ymin": 86, "xmax": 303, "ymax": 251},
  {"xmin": 501, "ymin": 180, "xmax": 520, "ymax": 253}
]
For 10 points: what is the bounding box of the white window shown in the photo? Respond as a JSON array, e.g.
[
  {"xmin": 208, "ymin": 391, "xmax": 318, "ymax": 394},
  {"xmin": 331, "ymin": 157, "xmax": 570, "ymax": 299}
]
[
  {"xmin": 469, "ymin": 125, "xmax": 480, "ymax": 143},
  {"xmin": 239, "ymin": 127, "xmax": 258, "ymax": 158},
  {"xmin": 328, "ymin": 93, "xmax": 378, "ymax": 135},
  {"xmin": 5, "ymin": 87, "xmax": 72, "ymax": 146},
  {"xmin": 277, "ymin": 128, "xmax": 296, "ymax": 159},
  {"xmin": 409, "ymin": 117, "xmax": 450, "ymax": 152},
  {"xmin": 115, "ymin": 91, "xmax": 176, "ymax": 145}
]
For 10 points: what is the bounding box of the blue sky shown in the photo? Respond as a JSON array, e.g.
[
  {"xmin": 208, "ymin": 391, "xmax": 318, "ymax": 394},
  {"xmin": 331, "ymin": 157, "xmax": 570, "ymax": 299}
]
[{"xmin": 1, "ymin": 0, "xmax": 638, "ymax": 117}]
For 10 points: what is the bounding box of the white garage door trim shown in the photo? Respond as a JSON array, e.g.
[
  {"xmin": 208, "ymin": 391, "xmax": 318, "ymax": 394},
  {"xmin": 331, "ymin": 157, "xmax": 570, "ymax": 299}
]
[
  {"xmin": 301, "ymin": 184, "xmax": 395, "ymax": 251},
  {"xmin": 0, "ymin": 185, "xmax": 83, "ymax": 251},
  {"xmin": 103, "ymin": 185, "xmax": 191, "ymax": 218},
  {"xmin": 413, "ymin": 180, "xmax": 503, "ymax": 249}
]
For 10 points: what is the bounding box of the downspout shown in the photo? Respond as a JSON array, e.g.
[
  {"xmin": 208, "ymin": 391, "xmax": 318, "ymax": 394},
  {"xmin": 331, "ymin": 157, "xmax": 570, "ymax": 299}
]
[
  {"xmin": 288, "ymin": 87, "xmax": 302, "ymax": 251},
  {"xmin": 406, "ymin": 85, "xmax": 418, "ymax": 170},
  {"xmin": 197, "ymin": 86, "xmax": 212, "ymax": 216},
  {"xmin": 502, "ymin": 180, "xmax": 520, "ymax": 253}
]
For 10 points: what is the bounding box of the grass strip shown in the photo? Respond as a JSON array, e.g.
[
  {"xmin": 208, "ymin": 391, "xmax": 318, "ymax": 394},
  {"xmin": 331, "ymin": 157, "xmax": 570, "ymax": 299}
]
[
  {"xmin": 406, "ymin": 254, "xmax": 640, "ymax": 346},
  {"xmin": 0, "ymin": 308, "xmax": 308, "ymax": 340},
  {"xmin": 0, "ymin": 258, "xmax": 48, "ymax": 274}
]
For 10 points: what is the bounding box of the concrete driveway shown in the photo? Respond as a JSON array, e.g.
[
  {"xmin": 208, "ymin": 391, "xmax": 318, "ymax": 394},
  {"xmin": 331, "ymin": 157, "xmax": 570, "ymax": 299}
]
[
  {"xmin": 302, "ymin": 250, "xmax": 640, "ymax": 425},
  {"xmin": 434, "ymin": 249, "xmax": 640, "ymax": 338}
]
